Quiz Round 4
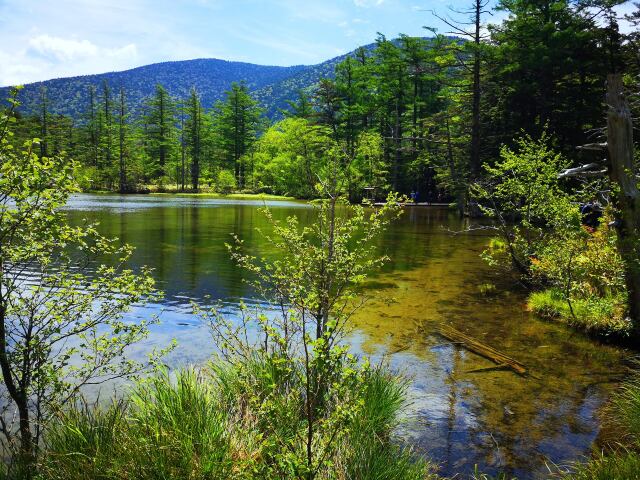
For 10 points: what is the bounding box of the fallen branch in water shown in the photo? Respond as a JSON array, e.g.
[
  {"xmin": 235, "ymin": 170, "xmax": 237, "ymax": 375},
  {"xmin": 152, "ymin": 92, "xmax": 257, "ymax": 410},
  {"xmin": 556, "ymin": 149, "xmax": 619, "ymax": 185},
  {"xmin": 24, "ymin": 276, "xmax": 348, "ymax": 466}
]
[{"xmin": 438, "ymin": 324, "xmax": 528, "ymax": 376}]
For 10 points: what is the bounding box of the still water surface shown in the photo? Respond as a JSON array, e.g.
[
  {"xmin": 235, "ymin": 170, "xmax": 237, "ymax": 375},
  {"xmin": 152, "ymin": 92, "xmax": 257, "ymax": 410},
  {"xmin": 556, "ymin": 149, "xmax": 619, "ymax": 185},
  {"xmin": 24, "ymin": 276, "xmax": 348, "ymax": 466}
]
[{"xmin": 65, "ymin": 194, "xmax": 629, "ymax": 479}]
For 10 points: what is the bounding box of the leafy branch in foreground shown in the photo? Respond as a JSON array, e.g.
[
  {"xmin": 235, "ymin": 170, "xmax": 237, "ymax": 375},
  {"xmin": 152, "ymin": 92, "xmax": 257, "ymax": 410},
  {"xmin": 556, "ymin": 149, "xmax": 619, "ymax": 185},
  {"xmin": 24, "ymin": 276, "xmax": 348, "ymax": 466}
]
[
  {"xmin": 197, "ymin": 181, "xmax": 412, "ymax": 478},
  {"xmin": 0, "ymin": 88, "xmax": 170, "ymax": 478}
]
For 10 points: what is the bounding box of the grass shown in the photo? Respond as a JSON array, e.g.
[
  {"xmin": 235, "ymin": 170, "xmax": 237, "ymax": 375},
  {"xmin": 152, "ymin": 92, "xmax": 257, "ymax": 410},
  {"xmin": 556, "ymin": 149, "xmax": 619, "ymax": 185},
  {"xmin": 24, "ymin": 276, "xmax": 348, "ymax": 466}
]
[
  {"xmin": 41, "ymin": 369, "xmax": 233, "ymax": 479},
  {"xmin": 37, "ymin": 361, "xmax": 434, "ymax": 480},
  {"xmin": 83, "ymin": 186, "xmax": 298, "ymax": 201},
  {"xmin": 559, "ymin": 368, "xmax": 640, "ymax": 480},
  {"xmin": 340, "ymin": 368, "xmax": 437, "ymax": 480},
  {"xmin": 565, "ymin": 450, "xmax": 640, "ymax": 480},
  {"xmin": 610, "ymin": 372, "xmax": 640, "ymax": 443},
  {"xmin": 150, "ymin": 191, "xmax": 298, "ymax": 201},
  {"xmin": 528, "ymin": 288, "xmax": 630, "ymax": 336}
]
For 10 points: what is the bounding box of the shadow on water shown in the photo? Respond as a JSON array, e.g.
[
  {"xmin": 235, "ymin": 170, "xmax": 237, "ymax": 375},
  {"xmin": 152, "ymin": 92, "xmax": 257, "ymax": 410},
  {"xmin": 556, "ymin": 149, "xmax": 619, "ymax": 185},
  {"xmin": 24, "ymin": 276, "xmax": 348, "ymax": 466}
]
[{"xmin": 65, "ymin": 194, "xmax": 630, "ymax": 479}]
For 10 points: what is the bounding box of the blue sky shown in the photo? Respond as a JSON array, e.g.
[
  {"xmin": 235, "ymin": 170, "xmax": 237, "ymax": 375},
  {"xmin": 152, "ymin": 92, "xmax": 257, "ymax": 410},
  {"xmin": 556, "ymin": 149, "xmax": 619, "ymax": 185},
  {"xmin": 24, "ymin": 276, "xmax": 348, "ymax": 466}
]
[{"xmin": 0, "ymin": 0, "xmax": 635, "ymax": 86}]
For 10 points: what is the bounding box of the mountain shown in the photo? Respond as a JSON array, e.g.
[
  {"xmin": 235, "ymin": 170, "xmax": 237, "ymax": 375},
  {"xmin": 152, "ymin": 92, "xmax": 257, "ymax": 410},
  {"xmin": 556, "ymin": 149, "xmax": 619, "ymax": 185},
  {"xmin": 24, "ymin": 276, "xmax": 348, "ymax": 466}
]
[{"xmin": 0, "ymin": 43, "xmax": 376, "ymax": 121}]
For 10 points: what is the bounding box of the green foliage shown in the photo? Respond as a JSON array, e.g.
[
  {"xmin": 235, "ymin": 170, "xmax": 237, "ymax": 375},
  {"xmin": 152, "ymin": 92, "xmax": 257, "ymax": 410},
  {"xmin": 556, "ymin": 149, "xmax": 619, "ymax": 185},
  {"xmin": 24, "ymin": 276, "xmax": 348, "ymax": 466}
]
[
  {"xmin": 41, "ymin": 399, "xmax": 128, "ymax": 478},
  {"xmin": 528, "ymin": 288, "xmax": 628, "ymax": 335},
  {"xmin": 474, "ymin": 133, "xmax": 632, "ymax": 335},
  {"xmin": 215, "ymin": 169, "xmax": 237, "ymax": 194},
  {"xmin": 212, "ymin": 82, "xmax": 263, "ymax": 189},
  {"xmin": 483, "ymin": 0, "xmax": 622, "ymax": 156},
  {"xmin": 610, "ymin": 368, "xmax": 640, "ymax": 444},
  {"xmin": 250, "ymin": 118, "xmax": 333, "ymax": 198},
  {"xmin": 474, "ymin": 132, "xmax": 579, "ymax": 276},
  {"xmin": 192, "ymin": 152, "xmax": 413, "ymax": 478},
  {"xmin": 129, "ymin": 369, "xmax": 231, "ymax": 478},
  {"xmin": 41, "ymin": 369, "xmax": 231, "ymax": 479},
  {"xmin": 532, "ymin": 216, "xmax": 625, "ymax": 297},
  {"xmin": 185, "ymin": 87, "xmax": 205, "ymax": 191},
  {"xmin": 527, "ymin": 212, "xmax": 630, "ymax": 335},
  {"xmin": 142, "ymin": 84, "xmax": 177, "ymax": 179},
  {"xmin": 250, "ymin": 118, "xmax": 388, "ymax": 200},
  {"xmin": 0, "ymin": 89, "xmax": 169, "ymax": 475},
  {"xmin": 565, "ymin": 450, "xmax": 640, "ymax": 480}
]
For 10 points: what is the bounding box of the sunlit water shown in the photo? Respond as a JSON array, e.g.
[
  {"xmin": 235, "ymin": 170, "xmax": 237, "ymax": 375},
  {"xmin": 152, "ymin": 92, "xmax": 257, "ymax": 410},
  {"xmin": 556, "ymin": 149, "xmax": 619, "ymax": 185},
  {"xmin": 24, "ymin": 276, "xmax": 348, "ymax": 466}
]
[{"xmin": 64, "ymin": 193, "xmax": 629, "ymax": 479}]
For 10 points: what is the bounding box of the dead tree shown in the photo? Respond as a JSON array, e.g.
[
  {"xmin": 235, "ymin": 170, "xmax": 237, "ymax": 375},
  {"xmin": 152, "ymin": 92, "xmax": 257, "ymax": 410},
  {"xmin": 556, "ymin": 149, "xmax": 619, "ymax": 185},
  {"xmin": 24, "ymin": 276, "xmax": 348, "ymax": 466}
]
[
  {"xmin": 607, "ymin": 74, "xmax": 640, "ymax": 340},
  {"xmin": 560, "ymin": 74, "xmax": 639, "ymax": 340}
]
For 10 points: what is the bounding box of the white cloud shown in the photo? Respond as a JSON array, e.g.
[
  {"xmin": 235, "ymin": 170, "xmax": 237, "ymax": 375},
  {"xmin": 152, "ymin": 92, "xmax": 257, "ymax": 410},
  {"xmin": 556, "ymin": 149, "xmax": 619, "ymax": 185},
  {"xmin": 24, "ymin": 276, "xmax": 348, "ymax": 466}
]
[
  {"xmin": 27, "ymin": 35, "xmax": 136, "ymax": 62},
  {"xmin": 28, "ymin": 35, "xmax": 97, "ymax": 61},
  {"xmin": 354, "ymin": 0, "xmax": 384, "ymax": 7},
  {"xmin": 0, "ymin": 35, "xmax": 139, "ymax": 86}
]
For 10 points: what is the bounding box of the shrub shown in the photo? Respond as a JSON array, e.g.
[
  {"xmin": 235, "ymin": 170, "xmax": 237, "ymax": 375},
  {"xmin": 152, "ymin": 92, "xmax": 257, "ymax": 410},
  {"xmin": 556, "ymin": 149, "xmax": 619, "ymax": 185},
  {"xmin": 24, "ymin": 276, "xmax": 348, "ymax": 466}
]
[{"xmin": 215, "ymin": 169, "xmax": 237, "ymax": 193}]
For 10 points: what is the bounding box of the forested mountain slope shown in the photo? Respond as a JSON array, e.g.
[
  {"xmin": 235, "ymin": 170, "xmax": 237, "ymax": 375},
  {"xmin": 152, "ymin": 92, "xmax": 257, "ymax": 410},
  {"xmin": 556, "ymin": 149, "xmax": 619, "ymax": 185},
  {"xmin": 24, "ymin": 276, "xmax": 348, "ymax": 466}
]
[{"xmin": 1, "ymin": 43, "xmax": 378, "ymax": 120}]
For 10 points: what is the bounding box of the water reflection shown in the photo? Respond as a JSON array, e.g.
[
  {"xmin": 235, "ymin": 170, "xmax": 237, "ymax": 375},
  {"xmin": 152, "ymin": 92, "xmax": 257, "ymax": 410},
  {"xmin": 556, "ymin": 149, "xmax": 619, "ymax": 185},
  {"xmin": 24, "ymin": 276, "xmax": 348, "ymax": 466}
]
[{"xmin": 65, "ymin": 194, "xmax": 629, "ymax": 479}]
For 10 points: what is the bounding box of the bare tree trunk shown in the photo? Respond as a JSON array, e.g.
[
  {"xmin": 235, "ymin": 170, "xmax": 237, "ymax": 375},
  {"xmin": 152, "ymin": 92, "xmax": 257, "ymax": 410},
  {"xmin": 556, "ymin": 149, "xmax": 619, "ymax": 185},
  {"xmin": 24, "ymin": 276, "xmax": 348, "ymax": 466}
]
[
  {"xmin": 606, "ymin": 74, "xmax": 640, "ymax": 341},
  {"xmin": 0, "ymin": 257, "xmax": 34, "ymax": 477},
  {"xmin": 181, "ymin": 111, "xmax": 186, "ymax": 192},
  {"xmin": 39, "ymin": 87, "xmax": 48, "ymax": 159},
  {"xmin": 445, "ymin": 117, "xmax": 464, "ymax": 216},
  {"xmin": 118, "ymin": 87, "xmax": 127, "ymax": 194},
  {"xmin": 470, "ymin": 0, "xmax": 482, "ymax": 179}
]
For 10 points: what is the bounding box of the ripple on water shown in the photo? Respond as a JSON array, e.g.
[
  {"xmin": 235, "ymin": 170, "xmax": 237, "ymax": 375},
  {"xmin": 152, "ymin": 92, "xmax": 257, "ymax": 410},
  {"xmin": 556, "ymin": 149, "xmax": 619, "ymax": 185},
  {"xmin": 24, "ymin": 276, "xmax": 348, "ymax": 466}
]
[{"xmin": 66, "ymin": 195, "xmax": 630, "ymax": 479}]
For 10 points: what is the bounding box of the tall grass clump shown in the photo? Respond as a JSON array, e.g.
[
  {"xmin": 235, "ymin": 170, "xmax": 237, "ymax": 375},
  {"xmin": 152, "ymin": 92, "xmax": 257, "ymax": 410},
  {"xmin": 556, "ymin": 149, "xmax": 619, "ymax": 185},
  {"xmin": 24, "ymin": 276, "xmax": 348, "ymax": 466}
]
[
  {"xmin": 338, "ymin": 367, "xmax": 433, "ymax": 480},
  {"xmin": 37, "ymin": 361, "xmax": 432, "ymax": 480},
  {"xmin": 565, "ymin": 450, "xmax": 640, "ymax": 480},
  {"xmin": 126, "ymin": 369, "xmax": 231, "ymax": 478},
  {"xmin": 41, "ymin": 400, "xmax": 128, "ymax": 479},
  {"xmin": 610, "ymin": 371, "xmax": 640, "ymax": 443},
  {"xmin": 561, "ymin": 368, "xmax": 640, "ymax": 479},
  {"xmin": 528, "ymin": 288, "xmax": 629, "ymax": 336},
  {"xmin": 40, "ymin": 369, "xmax": 233, "ymax": 480}
]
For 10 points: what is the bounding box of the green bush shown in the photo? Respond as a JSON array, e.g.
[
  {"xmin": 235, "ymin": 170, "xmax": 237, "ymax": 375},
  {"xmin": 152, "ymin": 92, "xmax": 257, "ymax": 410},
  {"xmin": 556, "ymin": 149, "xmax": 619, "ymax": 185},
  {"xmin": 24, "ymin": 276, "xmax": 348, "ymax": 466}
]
[{"xmin": 215, "ymin": 169, "xmax": 237, "ymax": 193}]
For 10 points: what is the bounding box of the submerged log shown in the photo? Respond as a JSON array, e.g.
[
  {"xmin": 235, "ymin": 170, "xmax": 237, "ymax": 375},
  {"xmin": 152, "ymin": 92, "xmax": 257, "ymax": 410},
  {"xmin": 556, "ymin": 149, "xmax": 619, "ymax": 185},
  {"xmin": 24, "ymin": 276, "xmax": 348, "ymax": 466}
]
[{"xmin": 438, "ymin": 324, "xmax": 528, "ymax": 376}]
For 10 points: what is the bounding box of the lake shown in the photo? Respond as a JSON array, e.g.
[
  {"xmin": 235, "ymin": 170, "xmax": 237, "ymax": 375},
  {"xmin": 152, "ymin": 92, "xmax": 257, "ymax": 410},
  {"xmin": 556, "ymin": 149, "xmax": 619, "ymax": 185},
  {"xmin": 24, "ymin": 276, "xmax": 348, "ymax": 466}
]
[{"xmin": 65, "ymin": 193, "xmax": 629, "ymax": 479}]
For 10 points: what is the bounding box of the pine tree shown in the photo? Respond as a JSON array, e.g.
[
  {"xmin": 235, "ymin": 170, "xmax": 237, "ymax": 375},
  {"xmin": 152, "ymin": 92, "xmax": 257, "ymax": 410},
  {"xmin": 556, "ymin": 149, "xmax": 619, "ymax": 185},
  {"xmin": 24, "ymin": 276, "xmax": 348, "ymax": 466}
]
[
  {"xmin": 87, "ymin": 85, "xmax": 100, "ymax": 167},
  {"xmin": 118, "ymin": 86, "xmax": 128, "ymax": 193},
  {"xmin": 101, "ymin": 80, "xmax": 113, "ymax": 176},
  {"xmin": 186, "ymin": 87, "xmax": 203, "ymax": 191},
  {"xmin": 143, "ymin": 84, "xmax": 176, "ymax": 180},
  {"xmin": 212, "ymin": 82, "xmax": 262, "ymax": 189},
  {"xmin": 282, "ymin": 90, "xmax": 314, "ymax": 119}
]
